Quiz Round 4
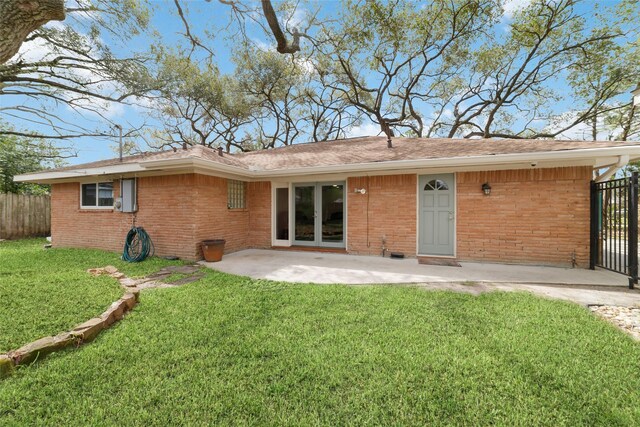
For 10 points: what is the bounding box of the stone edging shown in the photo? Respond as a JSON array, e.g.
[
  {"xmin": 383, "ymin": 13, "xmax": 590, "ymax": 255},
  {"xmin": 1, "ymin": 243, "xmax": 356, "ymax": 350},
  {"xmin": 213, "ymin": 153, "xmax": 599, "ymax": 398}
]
[{"xmin": 0, "ymin": 266, "xmax": 139, "ymax": 379}]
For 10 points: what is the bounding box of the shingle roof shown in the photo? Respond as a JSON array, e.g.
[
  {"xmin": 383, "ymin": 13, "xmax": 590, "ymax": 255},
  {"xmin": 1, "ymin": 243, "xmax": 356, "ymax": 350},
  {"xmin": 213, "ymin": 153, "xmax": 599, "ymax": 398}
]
[
  {"xmin": 47, "ymin": 144, "xmax": 248, "ymax": 172},
  {"xmin": 234, "ymin": 136, "xmax": 638, "ymax": 171},
  {"xmin": 32, "ymin": 136, "xmax": 640, "ymax": 175}
]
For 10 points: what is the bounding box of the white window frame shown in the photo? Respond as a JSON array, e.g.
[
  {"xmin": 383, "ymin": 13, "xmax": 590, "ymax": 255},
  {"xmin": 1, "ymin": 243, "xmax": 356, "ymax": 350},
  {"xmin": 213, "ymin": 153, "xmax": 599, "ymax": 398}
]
[
  {"xmin": 271, "ymin": 182, "xmax": 292, "ymax": 247},
  {"xmin": 80, "ymin": 181, "xmax": 114, "ymax": 210}
]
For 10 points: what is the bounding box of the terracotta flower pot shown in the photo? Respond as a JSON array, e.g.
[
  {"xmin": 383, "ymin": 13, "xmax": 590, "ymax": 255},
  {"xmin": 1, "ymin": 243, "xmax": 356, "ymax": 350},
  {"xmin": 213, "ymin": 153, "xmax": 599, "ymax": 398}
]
[{"xmin": 202, "ymin": 239, "xmax": 225, "ymax": 262}]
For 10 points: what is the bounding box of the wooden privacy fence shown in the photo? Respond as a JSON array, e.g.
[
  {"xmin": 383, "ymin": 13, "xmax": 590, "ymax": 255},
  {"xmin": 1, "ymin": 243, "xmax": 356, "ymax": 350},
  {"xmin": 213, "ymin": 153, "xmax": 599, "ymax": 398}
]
[{"xmin": 0, "ymin": 193, "xmax": 51, "ymax": 239}]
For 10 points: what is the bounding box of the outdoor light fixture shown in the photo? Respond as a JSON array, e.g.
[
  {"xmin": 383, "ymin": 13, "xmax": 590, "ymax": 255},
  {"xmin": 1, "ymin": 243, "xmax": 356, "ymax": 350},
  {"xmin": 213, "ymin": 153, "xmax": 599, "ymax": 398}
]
[
  {"xmin": 482, "ymin": 182, "xmax": 491, "ymax": 196},
  {"xmin": 354, "ymin": 188, "xmax": 367, "ymax": 194}
]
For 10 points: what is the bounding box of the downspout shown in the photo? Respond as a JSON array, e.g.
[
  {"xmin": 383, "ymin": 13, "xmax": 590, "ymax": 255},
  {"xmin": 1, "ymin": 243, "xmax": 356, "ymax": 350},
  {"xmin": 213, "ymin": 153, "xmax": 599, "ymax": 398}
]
[{"xmin": 594, "ymin": 155, "xmax": 629, "ymax": 183}]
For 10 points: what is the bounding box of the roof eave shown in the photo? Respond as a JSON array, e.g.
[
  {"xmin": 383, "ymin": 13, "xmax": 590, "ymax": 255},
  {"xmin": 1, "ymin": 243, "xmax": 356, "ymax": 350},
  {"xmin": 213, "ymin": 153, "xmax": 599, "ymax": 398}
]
[
  {"xmin": 14, "ymin": 144, "xmax": 640, "ymax": 183},
  {"xmin": 14, "ymin": 163, "xmax": 148, "ymax": 183},
  {"xmin": 254, "ymin": 145, "xmax": 640, "ymax": 178}
]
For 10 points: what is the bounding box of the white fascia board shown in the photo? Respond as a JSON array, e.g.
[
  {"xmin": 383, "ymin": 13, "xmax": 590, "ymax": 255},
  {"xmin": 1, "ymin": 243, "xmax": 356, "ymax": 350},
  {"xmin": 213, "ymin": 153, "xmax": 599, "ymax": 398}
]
[
  {"xmin": 15, "ymin": 144, "xmax": 640, "ymax": 183},
  {"xmin": 256, "ymin": 145, "xmax": 640, "ymax": 178},
  {"xmin": 145, "ymin": 145, "xmax": 640, "ymax": 179},
  {"xmin": 14, "ymin": 163, "xmax": 147, "ymax": 183}
]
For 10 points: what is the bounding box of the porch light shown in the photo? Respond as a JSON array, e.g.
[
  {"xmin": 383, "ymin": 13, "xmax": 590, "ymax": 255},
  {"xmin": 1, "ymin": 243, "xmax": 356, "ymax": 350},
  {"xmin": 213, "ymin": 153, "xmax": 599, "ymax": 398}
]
[
  {"xmin": 354, "ymin": 188, "xmax": 367, "ymax": 194},
  {"xmin": 482, "ymin": 183, "xmax": 491, "ymax": 196}
]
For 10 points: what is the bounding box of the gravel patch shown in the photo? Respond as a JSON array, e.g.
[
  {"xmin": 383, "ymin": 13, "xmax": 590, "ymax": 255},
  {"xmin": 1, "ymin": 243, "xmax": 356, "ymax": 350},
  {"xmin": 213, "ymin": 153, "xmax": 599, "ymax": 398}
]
[{"xmin": 589, "ymin": 305, "xmax": 640, "ymax": 340}]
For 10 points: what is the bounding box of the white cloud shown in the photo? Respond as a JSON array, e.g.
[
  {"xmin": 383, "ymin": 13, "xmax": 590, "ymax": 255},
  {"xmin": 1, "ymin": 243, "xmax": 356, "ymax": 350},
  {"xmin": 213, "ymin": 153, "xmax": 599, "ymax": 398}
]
[
  {"xmin": 345, "ymin": 122, "xmax": 382, "ymax": 138},
  {"xmin": 11, "ymin": 37, "xmax": 55, "ymax": 63},
  {"xmin": 45, "ymin": 20, "xmax": 66, "ymax": 30},
  {"xmin": 67, "ymin": 7, "xmax": 101, "ymax": 24},
  {"xmin": 97, "ymin": 100, "xmax": 126, "ymax": 119},
  {"xmin": 545, "ymin": 111, "xmax": 617, "ymax": 141},
  {"xmin": 502, "ymin": 0, "xmax": 533, "ymax": 19},
  {"xmin": 7, "ymin": 20, "xmax": 69, "ymax": 63},
  {"xmin": 63, "ymin": 96, "xmax": 126, "ymax": 121},
  {"xmin": 251, "ymin": 37, "xmax": 274, "ymax": 52},
  {"xmin": 295, "ymin": 57, "xmax": 315, "ymax": 75},
  {"xmin": 9, "ymin": 25, "xmax": 130, "ymax": 121},
  {"xmin": 431, "ymin": 108, "xmax": 453, "ymax": 119},
  {"xmin": 285, "ymin": 7, "xmax": 307, "ymax": 31},
  {"xmin": 130, "ymin": 96, "xmax": 158, "ymax": 112}
]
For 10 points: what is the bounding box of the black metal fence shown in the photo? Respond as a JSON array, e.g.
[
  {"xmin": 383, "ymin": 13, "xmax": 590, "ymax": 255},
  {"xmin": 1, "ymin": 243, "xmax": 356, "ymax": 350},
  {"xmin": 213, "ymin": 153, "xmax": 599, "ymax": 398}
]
[{"xmin": 590, "ymin": 172, "xmax": 638, "ymax": 289}]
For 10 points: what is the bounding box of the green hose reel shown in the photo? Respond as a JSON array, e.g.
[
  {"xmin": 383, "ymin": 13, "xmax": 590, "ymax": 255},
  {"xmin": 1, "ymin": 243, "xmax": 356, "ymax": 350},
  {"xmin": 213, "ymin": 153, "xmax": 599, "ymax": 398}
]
[{"xmin": 122, "ymin": 226, "xmax": 154, "ymax": 262}]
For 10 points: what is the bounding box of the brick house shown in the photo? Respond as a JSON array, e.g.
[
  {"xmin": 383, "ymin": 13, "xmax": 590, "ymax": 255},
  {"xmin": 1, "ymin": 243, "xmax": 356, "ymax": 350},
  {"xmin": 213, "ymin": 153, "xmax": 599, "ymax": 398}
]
[{"xmin": 15, "ymin": 136, "xmax": 640, "ymax": 267}]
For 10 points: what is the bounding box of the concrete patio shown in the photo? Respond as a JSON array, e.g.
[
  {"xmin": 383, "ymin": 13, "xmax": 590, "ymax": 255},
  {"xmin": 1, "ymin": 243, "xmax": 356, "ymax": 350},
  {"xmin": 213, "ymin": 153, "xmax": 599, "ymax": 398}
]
[
  {"xmin": 201, "ymin": 249, "xmax": 640, "ymax": 306},
  {"xmin": 205, "ymin": 249, "xmax": 628, "ymax": 286}
]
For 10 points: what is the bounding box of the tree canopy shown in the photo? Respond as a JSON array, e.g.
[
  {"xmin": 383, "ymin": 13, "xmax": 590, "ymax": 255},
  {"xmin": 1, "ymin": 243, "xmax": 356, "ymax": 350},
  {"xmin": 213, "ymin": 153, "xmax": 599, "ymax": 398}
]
[
  {"xmin": 0, "ymin": 0, "xmax": 638, "ymax": 157},
  {"xmin": 0, "ymin": 130, "xmax": 63, "ymax": 194}
]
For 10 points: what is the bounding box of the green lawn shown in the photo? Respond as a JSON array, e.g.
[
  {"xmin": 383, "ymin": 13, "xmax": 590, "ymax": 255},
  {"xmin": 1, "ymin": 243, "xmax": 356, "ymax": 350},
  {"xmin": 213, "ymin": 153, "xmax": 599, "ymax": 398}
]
[
  {"xmin": 1, "ymin": 241, "xmax": 640, "ymax": 425},
  {"xmin": 0, "ymin": 239, "xmax": 180, "ymax": 352}
]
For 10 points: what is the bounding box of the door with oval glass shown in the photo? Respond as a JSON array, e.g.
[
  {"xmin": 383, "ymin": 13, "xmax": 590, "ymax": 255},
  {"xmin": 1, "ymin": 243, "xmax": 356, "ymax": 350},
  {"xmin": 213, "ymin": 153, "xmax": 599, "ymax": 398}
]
[
  {"xmin": 293, "ymin": 182, "xmax": 345, "ymax": 248},
  {"xmin": 419, "ymin": 174, "xmax": 455, "ymax": 256}
]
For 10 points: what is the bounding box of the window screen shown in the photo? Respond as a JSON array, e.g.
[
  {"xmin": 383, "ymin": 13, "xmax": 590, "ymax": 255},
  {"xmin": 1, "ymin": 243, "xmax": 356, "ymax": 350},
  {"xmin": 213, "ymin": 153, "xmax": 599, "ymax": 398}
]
[
  {"xmin": 227, "ymin": 180, "xmax": 246, "ymax": 209},
  {"xmin": 98, "ymin": 183, "xmax": 114, "ymax": 206},
  {"xmin": 81, "ymin": 183, "xmax": 97, "ymax": 206}
]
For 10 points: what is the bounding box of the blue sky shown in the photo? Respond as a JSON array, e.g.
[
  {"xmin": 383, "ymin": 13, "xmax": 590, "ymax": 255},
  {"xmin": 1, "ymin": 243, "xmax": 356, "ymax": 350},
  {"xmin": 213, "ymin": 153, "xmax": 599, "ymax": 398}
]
[{"xmin": 3, "ymin": 0, "xmax": 636, "ymax": 166}]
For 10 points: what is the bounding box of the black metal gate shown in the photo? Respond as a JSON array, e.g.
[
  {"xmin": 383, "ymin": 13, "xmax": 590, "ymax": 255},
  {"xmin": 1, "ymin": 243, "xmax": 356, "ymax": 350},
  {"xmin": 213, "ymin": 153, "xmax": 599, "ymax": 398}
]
[{"xmin": 590, "ymin": 172, "xmax": 638, "ymax": 289}]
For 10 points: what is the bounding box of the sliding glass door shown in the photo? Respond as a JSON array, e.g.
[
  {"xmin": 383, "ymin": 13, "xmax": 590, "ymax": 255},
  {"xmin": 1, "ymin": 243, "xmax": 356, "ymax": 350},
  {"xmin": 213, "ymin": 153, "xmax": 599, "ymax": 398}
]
[
  {"xmin": 321, "ymin": 184, "xmax": 344, "ymax": 245},
  {"xmin": 294, "ymin": 185, "xmax": 315, "ymax": 243},
  {"xmin": 293, "ymin": 182, "xmax": 345, "ymax": 248}
]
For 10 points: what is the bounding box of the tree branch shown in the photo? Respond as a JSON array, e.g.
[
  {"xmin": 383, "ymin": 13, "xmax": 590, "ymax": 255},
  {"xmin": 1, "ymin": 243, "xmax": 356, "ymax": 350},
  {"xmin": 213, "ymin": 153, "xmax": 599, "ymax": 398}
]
[{"xmin": 260, "ymin": 0, "xmax": 301, "ymax": 54}]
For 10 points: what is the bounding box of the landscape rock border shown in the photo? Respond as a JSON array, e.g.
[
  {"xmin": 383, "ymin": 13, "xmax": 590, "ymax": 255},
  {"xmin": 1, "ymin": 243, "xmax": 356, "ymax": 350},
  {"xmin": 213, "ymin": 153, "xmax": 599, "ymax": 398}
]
[
  {"xmin": 0, "ymin": 266, "xmax": 139, "ymax": 379},
  {"xmin": 1, "ymin": 264, "xmax": 204, "ymax": 379}
]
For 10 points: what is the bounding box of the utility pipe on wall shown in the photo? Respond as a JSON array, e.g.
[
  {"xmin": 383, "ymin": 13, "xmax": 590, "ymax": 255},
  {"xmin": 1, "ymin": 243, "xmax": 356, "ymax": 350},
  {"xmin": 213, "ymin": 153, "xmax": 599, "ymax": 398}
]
[{"xmin": 114, "ymin": 124, "xmax": 123, "ymax": 162}]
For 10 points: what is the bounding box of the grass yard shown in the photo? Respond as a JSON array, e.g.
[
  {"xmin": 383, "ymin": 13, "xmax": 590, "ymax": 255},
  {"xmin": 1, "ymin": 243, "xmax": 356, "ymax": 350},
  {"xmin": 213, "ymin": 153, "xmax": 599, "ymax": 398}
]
[
  {"xmin": 1, "ymin": 241, "xmax": 640, "ymax": 425},
  {"xmin": 0, "ymin": 239, "xmax": 180, "ymax": 352}
]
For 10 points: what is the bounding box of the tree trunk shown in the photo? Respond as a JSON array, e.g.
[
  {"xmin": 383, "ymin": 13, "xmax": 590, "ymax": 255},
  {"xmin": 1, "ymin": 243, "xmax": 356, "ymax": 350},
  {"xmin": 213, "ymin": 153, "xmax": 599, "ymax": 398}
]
[{"xmin": 0, "ymin": 0, "xmax": 65, "ymax": 64}]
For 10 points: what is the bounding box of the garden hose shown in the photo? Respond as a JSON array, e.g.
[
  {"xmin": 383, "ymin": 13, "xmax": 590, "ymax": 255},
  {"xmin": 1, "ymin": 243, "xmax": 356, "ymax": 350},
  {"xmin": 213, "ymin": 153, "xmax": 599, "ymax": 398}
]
[{"xmin": 122, "ymin": 226, "xmax": 154, "ymax": 262}]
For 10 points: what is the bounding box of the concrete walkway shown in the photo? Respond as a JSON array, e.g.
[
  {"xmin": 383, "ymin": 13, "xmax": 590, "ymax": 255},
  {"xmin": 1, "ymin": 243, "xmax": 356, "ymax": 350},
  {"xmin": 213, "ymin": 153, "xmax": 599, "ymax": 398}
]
[{"xmin": 201, "ymin": 249, "xmax": 640, "ymax": 306}]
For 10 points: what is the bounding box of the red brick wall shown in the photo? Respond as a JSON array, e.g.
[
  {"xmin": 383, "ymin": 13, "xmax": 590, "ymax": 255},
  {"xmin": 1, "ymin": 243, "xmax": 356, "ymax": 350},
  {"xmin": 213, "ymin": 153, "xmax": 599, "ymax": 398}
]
[
  {"xmin": 345, "ymin": 168, "xmax": 590, "ymax": 267},
  {"xmin": 193, "ymin": 174, "xmax": 248, "ymax": 257},
  {"xmin": 51, "ymin": 167, "xmax": 591, "ymax": 266},
  {"xmin": 347, "ymin": 175, "xmax": 417, "ymax": 256},
  {"xmin": 51, "ymin": 175, "xmax": 198, "ymax": 260},
  {"xmin": 456, "ymin": 167, "xmax": 591, "ymax": 267},
  {"xmin": 247, "ymin": 181, "xmax": 272, "ymax": 249},
  {"xmin": 52, "ymin": 174, "xmax": 273, "ymax": 261},
  {"xmin": 192, "ymin": 176, "xmax": 271, "ymax": 257}
]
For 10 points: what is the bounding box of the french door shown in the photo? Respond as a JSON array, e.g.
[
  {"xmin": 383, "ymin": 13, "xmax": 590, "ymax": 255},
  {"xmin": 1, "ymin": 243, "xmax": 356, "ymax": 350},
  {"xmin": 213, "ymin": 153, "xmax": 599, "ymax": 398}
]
[{"xmin": 293, "ymin": 182, "xmax": 345, "ymax": 248}]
